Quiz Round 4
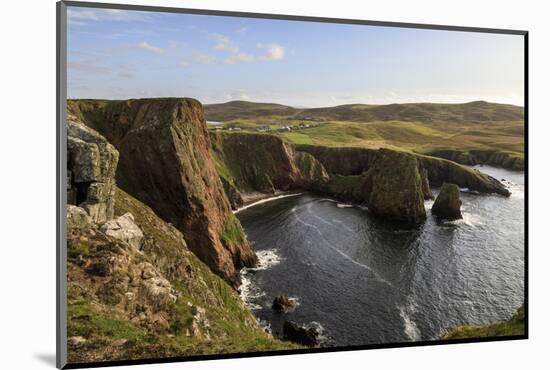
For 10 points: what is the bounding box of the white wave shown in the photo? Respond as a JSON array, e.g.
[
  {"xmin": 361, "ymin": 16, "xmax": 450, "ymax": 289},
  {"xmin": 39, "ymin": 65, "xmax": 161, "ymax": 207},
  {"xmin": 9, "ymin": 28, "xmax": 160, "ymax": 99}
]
[
  {"xmin": 424, "ymin": 200, "xmax": 434, "ymax": 210},
  {"xmin": 238, "ymin": 270, "xmax": 264, "ymax": 310},
  {"xmin": 337, "ymin": 203, "xmax": 354, "ymax": 208},
  {"xmin": 233, "ymin": 193, "xmax": 304, "ymax": 214},
  {"xmin": 248, "ymin": 249, "xmax": 281, "ymax": 271},
  {"xmin": 399, "ymin": 305, "xmax": 421, "ymax": 341},
  {"xmin": 293, "ymin": 212, "xmax": 394, "ymax": 288},
  {"xmin": 238, "ymin": 249, "xmax": 282, "ymax": 309}
]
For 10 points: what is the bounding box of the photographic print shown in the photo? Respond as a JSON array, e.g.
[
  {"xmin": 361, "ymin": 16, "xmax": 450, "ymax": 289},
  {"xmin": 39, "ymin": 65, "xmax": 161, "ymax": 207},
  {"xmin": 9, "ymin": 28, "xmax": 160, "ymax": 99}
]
[{"xmin": 59, "ymin": 1, "xmax": 526, "ymax": 367}]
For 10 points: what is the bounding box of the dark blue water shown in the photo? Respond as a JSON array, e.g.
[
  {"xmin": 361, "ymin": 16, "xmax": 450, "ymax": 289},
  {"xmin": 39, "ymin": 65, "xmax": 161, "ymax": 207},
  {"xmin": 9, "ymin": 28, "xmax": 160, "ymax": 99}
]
[{"xmin": 236, "ymin": 166, "xmax": 524, "ymax": 346}]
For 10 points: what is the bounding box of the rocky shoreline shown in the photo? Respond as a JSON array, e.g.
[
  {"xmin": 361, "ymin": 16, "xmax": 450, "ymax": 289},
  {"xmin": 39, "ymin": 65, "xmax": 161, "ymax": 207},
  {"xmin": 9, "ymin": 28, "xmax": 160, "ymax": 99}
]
[{"xmin": 66, "ymin": 97, "xmax": 516, "ymax": 355}]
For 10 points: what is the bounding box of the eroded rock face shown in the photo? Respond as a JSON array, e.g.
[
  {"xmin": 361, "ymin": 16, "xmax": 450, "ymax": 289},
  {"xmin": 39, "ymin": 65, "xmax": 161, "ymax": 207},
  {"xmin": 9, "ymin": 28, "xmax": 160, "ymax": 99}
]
[
  {"xmin": 294, "ymin": 151, "xmax": 330, "ymax": 188},
  {"xmin": 71, "ymin": 98, "xmax": 256, "ymax": 287},
  {"xmin": 432, "ymin": 183, "xmax": 463, "ymax": 220},
  {"xmin": 68, "ymin": 228, "xmax": 179, "ymax": 335},
  {"xmin": 363, "ymin": 149, "xmax": 427, "ymax": 224},
  {"xmin": 67, "ymin": 117, "xmax": 119, "ymax": 224},
  {"xmin": 100, "ymin": 212, "xmax": 144, "ymax": 250},
  {"xmin": 210, "ymin": 132, "xmax": 301, "ymax": 193}
]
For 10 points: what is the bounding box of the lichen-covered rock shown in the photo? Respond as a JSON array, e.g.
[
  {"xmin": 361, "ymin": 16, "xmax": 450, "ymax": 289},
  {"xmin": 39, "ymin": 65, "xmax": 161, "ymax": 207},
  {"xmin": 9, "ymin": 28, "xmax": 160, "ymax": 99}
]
[
  {"xmin": 67, "ymin": 205, "xmax": 92, "ymax": 233},
  {"xmin": 432, "ymin": 183, "xmax": 462, "ymax": 220},
  {"xmin": 99, "ymin": 212, "xmax": 144, "ymax": 250},
  {"xmin": 67, "ymin": 117, "xmax": 119, "ymax": 224},
  {"xmin": 363, "ymin": 149, "xmax": 427, "ymax": 224}
]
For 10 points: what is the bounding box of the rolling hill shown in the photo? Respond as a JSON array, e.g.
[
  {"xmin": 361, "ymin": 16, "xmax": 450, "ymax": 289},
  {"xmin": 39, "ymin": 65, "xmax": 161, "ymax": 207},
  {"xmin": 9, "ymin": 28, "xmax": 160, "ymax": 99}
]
[{"xmin": 204, "ymin": 100, "xmax": 524, "ymax": 125}]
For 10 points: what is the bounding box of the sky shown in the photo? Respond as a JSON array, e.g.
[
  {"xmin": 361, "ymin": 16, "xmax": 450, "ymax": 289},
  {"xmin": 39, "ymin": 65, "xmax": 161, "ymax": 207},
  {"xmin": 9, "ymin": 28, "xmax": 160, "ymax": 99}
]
[{"xmin": 67, "ymin": 6, "xmax": 525, "ymax": 107}]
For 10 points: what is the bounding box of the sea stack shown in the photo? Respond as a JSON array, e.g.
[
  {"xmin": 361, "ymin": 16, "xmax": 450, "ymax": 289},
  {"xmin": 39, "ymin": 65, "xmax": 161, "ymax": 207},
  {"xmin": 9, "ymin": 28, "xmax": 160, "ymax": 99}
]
[
  {"xmin": 363, "ymin": 149, "xmax": 427, "ymax": 224},
  {"xmin": 432, "ymin": 182, "xmax": 463, "ymax": 220}
]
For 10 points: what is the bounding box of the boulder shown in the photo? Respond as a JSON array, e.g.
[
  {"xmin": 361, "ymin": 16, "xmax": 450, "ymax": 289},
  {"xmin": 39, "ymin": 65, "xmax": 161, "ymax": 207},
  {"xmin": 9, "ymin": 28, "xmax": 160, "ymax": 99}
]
[
  {"xmin": 363, "ymin": 149, "xmax": 427, "ymax": 224},
  {"xmin": 283, "ymin": 321, "xmax": 319, "ymax": 346},
  {"xmin": 432, "ymin": 183, "xmax": 463, "ymax": 220},
  {"xmin": 272, "ymin": 295, "xmax": 296, "ymax": 313},
  {"xmin": 67, "ymin": 205, "xmax": 92, "ymax": 233},
  {"xmin": 99, "ymin": 212, "xmax": 144, "ymax": 249},
  {"xmin": 67, "ymin": 117, "xmax": 119, "ymax": 224}
]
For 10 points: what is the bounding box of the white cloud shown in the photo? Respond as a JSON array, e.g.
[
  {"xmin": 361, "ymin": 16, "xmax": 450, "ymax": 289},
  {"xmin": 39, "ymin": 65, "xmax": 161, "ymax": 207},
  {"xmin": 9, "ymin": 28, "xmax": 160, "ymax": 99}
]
[
  {"xmin": 210, "ymin": 33, "xmax": 239, "ymax": 53},
  {"xmin": 224, "ymin": 52, "xmax": 255, "ymax": 64},
  {"xmin": 67, "ymin": 8, "xmax": 153, "ymax": 23},
  {"xmin": 257, "ymin": 43, "xmax": 285, "ymax": 61},
  {"xmin": 134, "ymin": 41, "xmax": 163, "ymax": 54},
  {"xmin": 225, "ymin": 90, "xmax": 251, "ymax": 101},
  {"xmin": 235, "ymin": 27, "xmax": 248, "ymax": 34}
]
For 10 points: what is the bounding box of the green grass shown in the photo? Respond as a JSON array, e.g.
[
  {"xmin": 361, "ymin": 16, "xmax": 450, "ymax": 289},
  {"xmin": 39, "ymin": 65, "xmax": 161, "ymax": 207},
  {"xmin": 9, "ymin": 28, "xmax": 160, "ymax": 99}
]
[
  {"xmin": 281, "ymin": 132, "xmax": 314, "ymax": 144},
  {"xmin": 68, "ymin": 302, "xmax": 154, "ymax": 343},
  {"xmin": 221, "ymin": 213, "xmax": 247, "ymax": 247},
  {"xmin": 203, "ymin": 100, "xmax": 524, "ymax": 162},
  {"xmin": 444, "ymin": 305, "xmax": 525, "ymax": 340}
]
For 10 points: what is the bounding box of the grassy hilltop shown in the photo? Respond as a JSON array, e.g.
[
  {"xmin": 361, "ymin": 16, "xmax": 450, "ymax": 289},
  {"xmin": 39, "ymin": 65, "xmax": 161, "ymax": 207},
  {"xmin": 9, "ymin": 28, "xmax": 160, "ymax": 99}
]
[{"xmin": 204, "ymin": 100, "xmax": 524, "ymax": 167}]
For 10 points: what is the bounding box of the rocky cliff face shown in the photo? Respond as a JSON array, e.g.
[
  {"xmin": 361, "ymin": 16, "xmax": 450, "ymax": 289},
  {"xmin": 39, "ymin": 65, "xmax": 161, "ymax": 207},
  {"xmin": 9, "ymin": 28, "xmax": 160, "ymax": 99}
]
[
  {"xmin": 67, "ymin": 115, "xmax": 119, "ymax": 224},
  {"xmin": 69, "ymin": 98, "xmax": 256, "ymax": 287},
  {"xmin": 210, "ymin": 132, "xmax": 330, "ymax": 204},
  {"xmin": 426, "ymin": 149, "xmax": 524, "ymax": 171},
  {"xmin": 297, "ymin": 144, "xmax": 510, "ymax": 197},
  {"xmin": 209, "ymin": 132, "xmax": 509, "ymax": 223}
]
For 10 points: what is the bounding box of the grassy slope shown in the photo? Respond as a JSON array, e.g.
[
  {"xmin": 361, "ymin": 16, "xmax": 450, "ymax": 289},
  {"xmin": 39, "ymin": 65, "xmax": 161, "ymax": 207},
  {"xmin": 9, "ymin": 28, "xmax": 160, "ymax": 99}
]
[
  {"xmin": 205, "ymin": 101, "xmax": 524, "ymax": 160},
  {"xmin": 444, "ymin": 306, "xmax": 525, "ymax": 340},
  {"xmin": 67, "ymin": 188, "xmax": 300, "ymax": 363}
]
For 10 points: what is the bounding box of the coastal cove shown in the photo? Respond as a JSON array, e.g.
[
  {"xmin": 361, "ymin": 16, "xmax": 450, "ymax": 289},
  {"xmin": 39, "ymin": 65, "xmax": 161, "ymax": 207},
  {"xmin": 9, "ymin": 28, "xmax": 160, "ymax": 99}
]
[{"xmin": 236, "ymin": 166, "xmax": 524, "ymax": 346}]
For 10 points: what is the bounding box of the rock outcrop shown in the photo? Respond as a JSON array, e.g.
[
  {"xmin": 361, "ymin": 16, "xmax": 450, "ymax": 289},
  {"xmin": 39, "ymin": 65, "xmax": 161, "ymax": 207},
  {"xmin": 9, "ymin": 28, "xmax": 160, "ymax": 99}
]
[
  {"xmin": 363, "ymin": 149, "xmax": 427, "ymax": 224},
  {"xmin": 297, "ymin": 144, "xmax": 510, "ymax": 196},
  {"xmin": 67, "ymin": 186, "xmax": 297, "ymax": 363},
  {"xmin": 432, "ymin": 183, "xmax": 463, "ymax": 220},
  {"xmin": 419, "ymin": 155, "xmax": 510, "ymax": 196},
  {"xmin": 283, "ymin": 321, "xmax": 320, "ymax": 347},
  {"xmin": 211, "ymin": 132, "xmax": 329, "ymax": 206},
  {"xmin": 210, "ymin": 132, "xmax": 302, "ymax": 193},
  {"xmin": 99, "ymin": 212, "xmax": 144, "ymax": 250},
  {"xmin": 427, "ymin": 149, "xmax": 524, "ymax": 171},
  {"xmin": 67, "ymin": 205, "xmax": 92, "ymax": 233},
  {"xmin": 272, "ymin": 295, "xmax": 296, "ymax": 313},
  {"xmin": 67, "ymin": 116, "xmax": 119, "ymax": 224},
  {"xmin": 69, "ymin": 98, "xmax": 257, "ymax": 287}
]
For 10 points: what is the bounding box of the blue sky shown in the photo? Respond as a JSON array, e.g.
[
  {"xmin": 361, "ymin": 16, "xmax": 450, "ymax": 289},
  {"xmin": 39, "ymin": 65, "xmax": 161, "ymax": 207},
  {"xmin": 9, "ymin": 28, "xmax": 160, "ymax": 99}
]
[{"xmin": 67, "ymin": 6, "xmax": 524, "ymax": 107}]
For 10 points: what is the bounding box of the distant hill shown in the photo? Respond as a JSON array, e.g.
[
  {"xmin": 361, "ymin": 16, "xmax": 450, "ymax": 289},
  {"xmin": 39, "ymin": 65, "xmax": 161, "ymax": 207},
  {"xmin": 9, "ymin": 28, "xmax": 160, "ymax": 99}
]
[{"xmin": 204, "ymin": 100, "xmax": 524, "ymax": 124}]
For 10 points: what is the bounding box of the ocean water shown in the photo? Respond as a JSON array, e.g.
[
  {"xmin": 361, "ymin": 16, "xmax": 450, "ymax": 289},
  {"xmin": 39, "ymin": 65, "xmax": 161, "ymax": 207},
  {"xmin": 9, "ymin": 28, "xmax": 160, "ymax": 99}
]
[{"xmin": 236, "ymin": 166, "xmax": 525, "ymax": 346}]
